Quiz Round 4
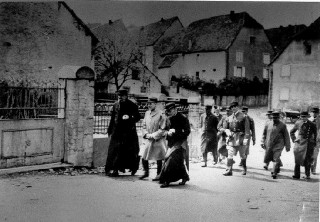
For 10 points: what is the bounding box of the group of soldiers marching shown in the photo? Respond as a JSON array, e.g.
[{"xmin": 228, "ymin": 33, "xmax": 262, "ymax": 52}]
[{"xmin": 104, "ymin": 88, "xmax": 319, "ymax": 188}]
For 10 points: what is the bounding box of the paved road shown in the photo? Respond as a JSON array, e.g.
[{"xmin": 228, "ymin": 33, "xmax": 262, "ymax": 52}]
[{"xmin": 0, "ymin": 107, "xmax": 319, "ymax": 222}]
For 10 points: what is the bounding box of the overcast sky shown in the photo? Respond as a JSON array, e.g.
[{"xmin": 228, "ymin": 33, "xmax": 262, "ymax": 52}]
[{"xmin": 66, "ymin": 1, "xmax": 320, "ymax": 29}]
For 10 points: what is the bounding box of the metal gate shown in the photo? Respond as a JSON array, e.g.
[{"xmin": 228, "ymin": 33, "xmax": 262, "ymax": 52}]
[{"xmin": 0, "ymin": 86, "xmax": 66, "ymax": 168}]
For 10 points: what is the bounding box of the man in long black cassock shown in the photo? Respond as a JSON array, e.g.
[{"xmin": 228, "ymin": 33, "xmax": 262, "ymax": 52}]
[{"xmin": 105, "ymin": 89, "xmax": 141, "ymax": 177}]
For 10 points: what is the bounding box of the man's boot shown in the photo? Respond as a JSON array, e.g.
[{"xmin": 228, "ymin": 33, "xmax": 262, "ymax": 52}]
[
  {"xmin": 304, "ymin": 163, "xmax": 311, "ymax": 179},
  {"xmin": 241, "ymin": 159, "xmax": 247, "ymax": 175},
  {"xmin": 292, "ymin": 163, "xmax": 300, "ymax": 179},
  {"xmin": 272, "ymin": 162, "xmax": 279, "ymax": 179},
  {"xmin": 202, "ymin": 153, "xmax": 207, "ymax": 167},
  {"xmin": 139, "ymin": 159, "xmax": 149, "ymax": 180},
  {"xmin": 152, "ymin": 160, "xmax": 162, "ymax": 181},
  {"xmin": 223, "ymin": 158, "xmax": 233, "ymax": 176}
]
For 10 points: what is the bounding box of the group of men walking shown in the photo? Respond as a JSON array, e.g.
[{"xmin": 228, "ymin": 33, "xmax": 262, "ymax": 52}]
[
  {"xmin": 104, "ymin": 88, "xmax": 319, "ymax": 186},
  {"xmin": 105, "ymin": 89, "xmax": 190, "ymax": 188}
]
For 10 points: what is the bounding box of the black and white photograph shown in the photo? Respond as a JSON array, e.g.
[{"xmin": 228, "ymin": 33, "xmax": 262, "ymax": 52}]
[{"xmin": 0, "ymin": 0, "xmax": 319, "ymax": 221}]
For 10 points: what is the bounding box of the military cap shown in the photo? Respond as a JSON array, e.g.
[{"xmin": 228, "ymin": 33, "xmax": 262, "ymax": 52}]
[
  {"xmin": 117, "ymin": 88, "xmax": 128, "ymax": 95},
  {"xmin": 205, "ymin": 105, "xmax": 212, "ymax": 108},
  {"xmin": 266, "ymin": 110, "xmax": 273, "ymax": 115},
  {"xmin": 230, "ymin": 101, "xmax": 239, "ymax": 108},
  {"xmin": 165, "ymin": 102, "xmax": 176, "ymax": 111},
  {"xmin": 148, "ymin": 97, "xmax": 158, "ymax": 103},
  {"xmin": 242, "ymin": 106, "xmax": 248, "ymax": 112},
  {"xmin": 310, "ymin": 107, "xmax": 319, "ymax": 113},
  {"xmin": 300, "ymin": 111, "xmax": 309, "ymax": 117},
  {"xmin": 272, "ymin": 111, "xmax": 281, "ymax": 117}
]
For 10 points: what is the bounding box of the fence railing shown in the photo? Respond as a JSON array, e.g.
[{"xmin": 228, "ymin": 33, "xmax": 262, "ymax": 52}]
[
  {"xmin": 94, "ymin": 102, "xmax": 189, "ymax": 134},
  {"xmin": 0, "ymin": 86, "xmax": 65, "ymax": 119}
]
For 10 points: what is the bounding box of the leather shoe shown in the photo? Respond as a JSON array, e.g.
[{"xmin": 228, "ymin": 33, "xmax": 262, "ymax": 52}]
[
  {"xmin": 108, "ymin": 171, "xmax": 119, "ymax": 177},
  {"xmin": 179, "ymin": 179, "xmax": 187, "ymax": 185},
  {"xmin": 139, "ymin": 173, "xmax": 149, "ymax": 180},
  {"xmin": 263, "ymin": 165, "xmax": 268, "ymax": 170},
  {"xmin": 223, "ymin": 171, "xmax": 232, "ymax": 176},
  {"xmin": 292, "ymin": 175, "xmax": 300, "ymax": 180},
  {"xmin": 160, "ymin": 182, "xmax": 170, "ymax": 188}
]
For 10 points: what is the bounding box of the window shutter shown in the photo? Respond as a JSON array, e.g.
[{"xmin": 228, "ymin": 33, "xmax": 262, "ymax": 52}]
[
  {"xmin": 242, "ymin": 67, "xmax": 246, "ymax": 77},
  {"xmin": 234, "ymin": 66, "xmax": 237, "ymax": 77}
]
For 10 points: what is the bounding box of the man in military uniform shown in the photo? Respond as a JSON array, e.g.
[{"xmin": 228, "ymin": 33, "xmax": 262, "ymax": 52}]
[
  {"xmin": 309, "ymin": 107, "xmax": 320, "ymax": 174},
  {"xmin": 291, "ymin": 111, "xmax": 317, "ymax": 180},
  {"xmin": 222, "ymin": 101, "xmax": 247, "ymax": 176},
  {"xmin": 199, "ymin": 104, "xmax": 219, "ymax": 167},
  {"xmin": 240, "ymin": 106, "xmax": 255, "ymax": 166},
  {"xmin": 217, "ymin": 106, "xmax": 233, "ymax": 161},
  {"xmin": 261, "ymin": 111, "xmax": 291, "ymax": 179}
]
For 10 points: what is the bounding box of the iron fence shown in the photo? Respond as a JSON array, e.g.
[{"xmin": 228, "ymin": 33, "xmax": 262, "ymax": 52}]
[
  {"xmin": 0, "ymin": 86, "xmax": 65, "ymax": 119},
  {"xmin": 94, "ymin": 101, "xmax": 189, "ymax": 134}
]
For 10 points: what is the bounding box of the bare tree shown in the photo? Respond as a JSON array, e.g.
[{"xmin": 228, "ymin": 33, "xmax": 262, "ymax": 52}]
[{"xmin": 94, "ymin": 31, "xmax": 142, "ymax": 91}]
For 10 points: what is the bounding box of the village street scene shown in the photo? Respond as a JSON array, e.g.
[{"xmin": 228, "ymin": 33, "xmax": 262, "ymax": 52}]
[{"xmin": 0, "ymin": 1, "xmax": 320, "ymax": 222}]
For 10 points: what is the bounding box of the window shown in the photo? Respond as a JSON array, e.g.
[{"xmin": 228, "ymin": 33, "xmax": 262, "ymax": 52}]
[
  {"xmin": 196, "ymin": 72, "xmax": 200, "ymax": 79},
  {"xmin": 263, "ymin": 68, "xmax": 269, "ymax": 79},
  {"xmin": 304, "ymin": 41, "xmax": 311, "ymax": 55},
  {"xmin": 131, "ymin": 69, "xmax": 140, "ymax": 80},
  {"xmin": 281, "ymin": 65, "xmax": 291, "ymax": 77},
  {"xmin": 234, "ymin": 66, "xmax": 245, "ymax": 77},
  {"xmin": 280, "ymin": 88, "xmax": 289, "ymax": 101},
  {"xmin": 140, "ymin": 86, "xmax": 146, "ymax": 93},
  {"xmin": 236, "ymin": 51, "xmax": 243, "ymax": 63},
  {"xmin": 263, "ymin": 53, "xmax": 270, "ymax": 64},
  {"xmin": 249, "ymin": 36, "xmax": 256, "ymax": 44}
]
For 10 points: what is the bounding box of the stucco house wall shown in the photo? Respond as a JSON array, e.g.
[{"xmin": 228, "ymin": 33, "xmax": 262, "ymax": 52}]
[
  {"xmin": 0, "ymin": 2, "xmax": 95, "ymax": 82},
  {"xmin": 271, "ymin": 40, "xmax": 320, "ymax": 110},
  {"xmin": 228, "ymin": 27, "xmax": 274, "ymax": 80}
]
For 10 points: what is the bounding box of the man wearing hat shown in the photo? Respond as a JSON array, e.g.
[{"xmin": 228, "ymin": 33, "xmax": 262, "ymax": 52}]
[
  {"xmin": 139, "ymin": 97, "xmax": 167, "ymax": 180},
  {"xmin": 217, "ymin": 106, "xmax": 233, "ymax": 161},
  {"xmin": 199, "ymin": 104, "xmax": 219, "ymax": 167},
  {"xmin": 262, "ymin": 110, "xmax": 283, "ymax": 171},
  {"xmin": 309, "ymin": 107, "xmax": 320, "ymax": 174},
  {"xmin": 241, "ymin": 106, "xmax": 256, "ymax": 166},
  {"xmin": 290, "ymin": 111, "xmax": 317, "ymax": 179},
  {"xmin": 105, "ymin": 88, "xmax": 141, "ymax": 177},
  {"xmin": 261, "ymin": 111, "xmax": 291, "ymax": 179},
  {"xmin": 158, "ymin": 102, "xmax": 190, "ymax": 188},
  {"xmin": 222, "ymin": 101, "xmax": 247, "ymax": 176}
]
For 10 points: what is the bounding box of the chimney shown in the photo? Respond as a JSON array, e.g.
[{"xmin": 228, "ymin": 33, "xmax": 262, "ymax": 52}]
[
  {"xmin": 109, "ymin": 20, "xmax": 113, "ymax": 25},
  {"xmin": 230, "ymin": 11, "xmax": 235, "ymax": 21},
  {"xmin": 161, "ymin": 18, "xmax": 164, "ymax": 22}
]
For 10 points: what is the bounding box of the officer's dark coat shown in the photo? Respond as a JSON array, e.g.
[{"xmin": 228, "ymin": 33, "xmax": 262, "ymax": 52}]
[
  {"xmin": 261, "ymin": 121, "xmax": 291, "ymax": 163},
  {"xmin": 290, "ymin": 120, "xmax": 317, "ymax": 166},
  {"xmin": 105, "ymin": 99, "xmax": 141, "ymax": 172},
  {"xmin": 200, "ymin": 112, "xmax": 219, "ymax": 153}
]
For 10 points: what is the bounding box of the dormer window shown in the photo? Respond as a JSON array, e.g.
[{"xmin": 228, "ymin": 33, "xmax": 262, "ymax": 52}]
[
  {"xmin": 249, "ymin": 36, "xmax": 256, "ymax": 45},
  {"xmin": 304, "ymin": 41, "xmax": 311, "ymax": 55}
]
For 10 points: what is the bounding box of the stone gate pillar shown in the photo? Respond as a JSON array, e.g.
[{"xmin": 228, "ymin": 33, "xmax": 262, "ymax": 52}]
[
  {"xmin": 187, "ymin": 97, "xmax": 201, "ymax": 167},
  {"xmin": 64, "ymin": 67, "xmax": 95, "ymax": 166}
]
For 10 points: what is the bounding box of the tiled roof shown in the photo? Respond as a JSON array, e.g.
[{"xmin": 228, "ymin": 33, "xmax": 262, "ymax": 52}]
[
  {"xmin": 91, "ymin": 19, "xmax": 127, "ymax": 41},
  {"xmin": 266, "ymin": 24, "xmax": 307, "ymax": 54},
  {"xmin": 295, "ymin": 16, "xmax": 320, "ymax": 40},
  {"xmin": 158, "ymin": 54, "xmax": 179, "ymax": 69},
  {"xmin": 169, "ymin": 11, "xmax": 263, "ymax": 53},
  {"xmin": 270, "ymin": 16, "xmax": 320, "ymax": 65},
  {"xmin": 133, "ymin": 16, "xmax": 182, "ymax": 46}
]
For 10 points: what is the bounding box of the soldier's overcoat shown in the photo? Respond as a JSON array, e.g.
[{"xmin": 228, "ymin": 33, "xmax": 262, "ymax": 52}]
[{"xmin": 290, "ymin": 120, "xmax": 317, "ymax": 166}]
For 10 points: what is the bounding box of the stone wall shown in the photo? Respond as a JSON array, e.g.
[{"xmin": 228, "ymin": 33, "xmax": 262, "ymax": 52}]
[
  {"xmin": 64, "ymin": 78, "xmax": 94, "ymax": 166},
  {"xmin": 0, "ymin": 2, "xmax": 93, "ymax": 82}
]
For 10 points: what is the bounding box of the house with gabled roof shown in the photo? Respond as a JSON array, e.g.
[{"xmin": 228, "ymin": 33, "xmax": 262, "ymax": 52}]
[
  {"xmin": 158, "ymin": 11, "xmax": 274, "ymax": 88},
  {"xmin": 269, "ymin": 17, "xmax": 320, "ymax": 111},
  {"xmin": 0, "ymin": 1, "xmax": 98, "ymax": 82},
  {"xmin": 266, "ymin": 24, "xmax": 307, "ymax": 56}
]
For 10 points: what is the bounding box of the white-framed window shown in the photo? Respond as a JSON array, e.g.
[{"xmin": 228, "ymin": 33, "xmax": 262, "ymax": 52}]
[
  {"xmin": 280, "ymin": 88, "xmax": 289, "ymax": 101},
  {"xmin": 281, "ymin": 65, "xmax": 291, "ymax": 77},
  {"xmin": 263, "ymin": 53, "xmax": 270, "ymax": 64},
  {"xmin": 140, "ymin": 86, "xmax": 146, "ymax": 93},
  {"xmin": 263, "ymin": 68, "xmax": 269, "ymax": 79},
  {"xmin": 234, "ymin": 66, "xmax": 245, "ymax": 77},
  {"xmin": 236, "ymin": 51, "xmax": 243, "ymax": 63}
]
